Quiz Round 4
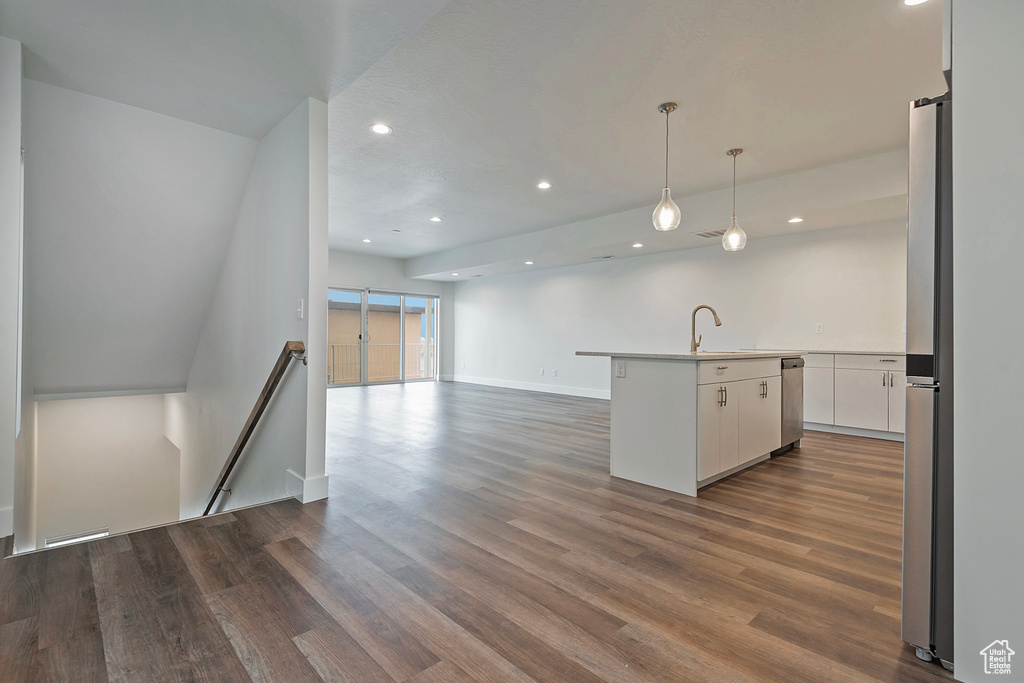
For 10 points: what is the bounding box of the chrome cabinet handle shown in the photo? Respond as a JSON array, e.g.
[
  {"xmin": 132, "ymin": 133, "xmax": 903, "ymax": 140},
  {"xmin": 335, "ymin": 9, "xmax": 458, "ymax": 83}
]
[
  {"xmin": 880, "ymin": 359, "xmax": 898, "ymax": 363},
  {"xmin": 724, "ymin": 386, "xmax": 728, "ymax": 407},
  {"xmin": 764, "ymin": 380, "xmax": 768, "ymax": 398},
  {"xmin": 882, "ymin": 372, "xmax": 887, "ymax": 386},
  {"xmin": 717, "ymin": 366, "xmax": 729, "ymax": 370}
]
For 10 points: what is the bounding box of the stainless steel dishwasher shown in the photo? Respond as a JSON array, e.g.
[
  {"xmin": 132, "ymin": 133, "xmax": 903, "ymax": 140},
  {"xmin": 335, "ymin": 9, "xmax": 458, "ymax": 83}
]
[{"xmin": 775, "ymin": 356, "xmax": 805, "ymax": 455}]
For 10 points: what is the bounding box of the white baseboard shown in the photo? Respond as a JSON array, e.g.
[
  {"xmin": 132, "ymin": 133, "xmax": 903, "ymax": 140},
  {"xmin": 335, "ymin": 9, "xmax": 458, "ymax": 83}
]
[
  {"xmin": 805, "ymin": 423, "xmax": 905, "ymax": 442},
  {"xmin": 0, "ymin": 506, "xmax": 12, "ymax": 538},
  {"xmin": 453, "ymin": 375, "xmax": 610, "ymax": 400},
  {"xmin": 440, "ymin": 374, "xmax": 455, "ymax": 382},
  {"xmin": 285, "ymin": 470, "xmax": 330, "ymax": 503}
]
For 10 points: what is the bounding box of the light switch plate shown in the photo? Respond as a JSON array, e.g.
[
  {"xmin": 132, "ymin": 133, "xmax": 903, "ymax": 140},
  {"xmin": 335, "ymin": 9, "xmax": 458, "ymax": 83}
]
[{"xmin": 297, "ymin": 298, "xmax": 305, "ymax": 320}]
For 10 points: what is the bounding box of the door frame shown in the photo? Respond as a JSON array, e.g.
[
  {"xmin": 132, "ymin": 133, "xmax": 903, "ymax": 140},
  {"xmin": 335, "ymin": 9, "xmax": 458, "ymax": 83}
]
[{"xmin": 327, "ymin": 286, "xmax": 440, "ymax": 387}]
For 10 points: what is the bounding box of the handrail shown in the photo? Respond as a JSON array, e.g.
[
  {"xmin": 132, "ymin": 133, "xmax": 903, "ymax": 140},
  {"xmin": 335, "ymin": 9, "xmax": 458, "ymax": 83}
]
[{"xmin": 203, "ymin": 341, "xmax": 307, "ymax": 516}]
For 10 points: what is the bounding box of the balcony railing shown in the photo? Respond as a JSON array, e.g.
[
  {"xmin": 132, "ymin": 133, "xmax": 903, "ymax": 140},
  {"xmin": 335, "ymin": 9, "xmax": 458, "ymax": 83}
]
[{"xmin": 327, "ymin": 342, "xmax": 435, "ymax": 385}]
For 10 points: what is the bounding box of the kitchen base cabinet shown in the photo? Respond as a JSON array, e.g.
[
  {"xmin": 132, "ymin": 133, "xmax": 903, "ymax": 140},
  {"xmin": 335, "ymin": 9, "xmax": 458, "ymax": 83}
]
[
  {"xmin": 804, "ymin": 366, "xmax": 835, "ymax": 425},
  {"xmin": 888, "ymin": 371, "xmax": 906, "ymax": 433},
  {"xmin": 697, "ymin": 382, "xmax": 738, "ymax": 480},
  {"xmin": 834, "ymin": 368, "xmax": 890, "ymax": 432},
  {"xmin": 698, "ymin": 374, "xmax": 781, "ymax": 482},
  {"xmin": 738, "ymin": 376, "xmax": 781, "ymax": 465}
]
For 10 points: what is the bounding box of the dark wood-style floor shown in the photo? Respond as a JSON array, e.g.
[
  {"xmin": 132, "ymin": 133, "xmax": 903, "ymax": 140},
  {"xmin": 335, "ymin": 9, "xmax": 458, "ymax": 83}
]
[{"xmin": 0, "ymin": 381, "xmax": 953, "ymax": 682}]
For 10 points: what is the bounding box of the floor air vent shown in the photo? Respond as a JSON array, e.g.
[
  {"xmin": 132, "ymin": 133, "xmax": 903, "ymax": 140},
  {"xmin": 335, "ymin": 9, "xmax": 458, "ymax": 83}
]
[{"xmin": 44, "ymin": 527, "xmax": 110, "ymax": 548}]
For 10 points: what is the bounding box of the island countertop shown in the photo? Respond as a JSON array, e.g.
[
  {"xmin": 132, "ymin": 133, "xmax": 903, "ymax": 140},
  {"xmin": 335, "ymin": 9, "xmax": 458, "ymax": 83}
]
[{"xmin": 575, "ymin": 350, "xmax": 806, "ymax": 361}]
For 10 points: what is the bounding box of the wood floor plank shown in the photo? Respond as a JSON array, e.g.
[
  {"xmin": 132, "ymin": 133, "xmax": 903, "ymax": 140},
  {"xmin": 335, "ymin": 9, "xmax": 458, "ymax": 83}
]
[
  {"xmin": 292, "ymin": 622, "xmax": 393, "ymax": 683},
  {"xmin": 265, "ymin": 536, "xmax": 440, "ymax": 680}
]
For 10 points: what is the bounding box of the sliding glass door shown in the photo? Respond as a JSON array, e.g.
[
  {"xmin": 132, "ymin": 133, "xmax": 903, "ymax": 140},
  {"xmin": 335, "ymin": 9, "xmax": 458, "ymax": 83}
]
[{"xmin": 327, "ymin": 288, "xmax": 438, "ymax": 386}]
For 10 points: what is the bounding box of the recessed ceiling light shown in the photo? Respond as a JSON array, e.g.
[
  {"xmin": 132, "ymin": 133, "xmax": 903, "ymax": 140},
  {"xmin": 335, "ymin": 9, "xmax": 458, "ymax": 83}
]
[
  {"xmin": 903, "ymin": 0, "xmax": 929, "ymax": 5},
  {"xmin": 362, "ymin": 238, "xmax": 372, "ymax": 243},
  {"xmin": 525, "ymin": 261, "xmax": 534, "ymax": 265},
  {"xmin": 788, "ymin": 217, "xmax": 804, "ymax": 223},
  {"xmin": 537, "ymin": 181, "xmax": 552, "ymax": 189},
  {"xmin": 451, "ymin": 273, "xmax": 459, "ymax": 276},
  {"xmin": 369, "ymin": 123, "xmax": 392, "ymax": 134},
  {"xmin": 429, "ymin": 216, "xmax": 442, "ymax": 222},
  {"xmin": 633, "ymin": 243, "xmax": 644, "ymax": 248}
]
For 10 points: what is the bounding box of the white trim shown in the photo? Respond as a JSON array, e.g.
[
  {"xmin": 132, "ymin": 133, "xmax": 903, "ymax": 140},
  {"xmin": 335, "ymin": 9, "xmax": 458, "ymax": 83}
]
[
  {"xmin": 698, "ymin": 453, "xmax": 771, "ymax": 488},
  {"xmin": 286, "ymin": 469, "xmax": 329, "ymax": 503},
  {"xmin": 34, "ymin": 386, "xmax": 185, "ymax": 402},
  {"xmin": 0, "ymin": 505, "xmax": 12, "ymax": 537},
  {"xmin": 440, "ymin": 374, "xmax": 454, "ymax": 382},
  {"xmin": 453, "ymin": 375, "xmax": 610, "ymax": 400},
  {"xmin": 805, "ymin": 422, "xmax": 904, "ymax": 442}
]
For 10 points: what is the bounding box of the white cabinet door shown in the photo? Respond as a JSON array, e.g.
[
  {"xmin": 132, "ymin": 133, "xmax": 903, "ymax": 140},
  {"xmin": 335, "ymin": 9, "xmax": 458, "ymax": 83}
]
[
  {"xmin": 698, "ymin": 382, "xmax": 739, "ymax": 480},
  {"xmin": 719, "ymin": 382, "xmax": 739, "ymax": 472},
  {"xmin": 697, "ymin": 383, "xmax": 721, "ymax": 480},
  {"xmin": 834, "ymin": 368, "xmax": 890, "ymax": 431},
  {"xmin": 888, "ymin": 371, "xmax": 906, "ymax": 433},
  {"xmin": 804, "ymin": 366, "xmax": 835, "ymax": 425},
  {"xmin": 762, "ymin": 375, "xmax": 782, "ymax": 455},
  {"xmin": 737, "ymin": 377, "xmax": 780, "ymax": 464}
]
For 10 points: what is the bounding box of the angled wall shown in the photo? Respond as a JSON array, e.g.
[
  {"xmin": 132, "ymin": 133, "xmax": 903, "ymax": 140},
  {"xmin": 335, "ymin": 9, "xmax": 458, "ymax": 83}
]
[
  {"xmin": 169, "ymin": 98, "xmax": 328, "ymax": 519},
  {"xmin": 0, "ymin": 36, "xmax": 22, "ymax": 538}
]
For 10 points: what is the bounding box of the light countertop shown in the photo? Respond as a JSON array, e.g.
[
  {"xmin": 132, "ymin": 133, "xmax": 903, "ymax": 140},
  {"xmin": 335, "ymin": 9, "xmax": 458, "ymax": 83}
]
[
  {"xmin": 575, "ymin": 350, "xmax": 806, "ymax": 361},
  {"xmin": 751, "ymin": 348, "xmax": 905, "ymax": 356}
]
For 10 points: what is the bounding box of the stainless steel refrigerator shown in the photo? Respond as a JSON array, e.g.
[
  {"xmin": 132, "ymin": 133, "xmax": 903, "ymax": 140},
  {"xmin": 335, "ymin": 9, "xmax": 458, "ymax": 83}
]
[{"xmin": 902, "ymin": 90, "xmax": 954, "ymax": 671}]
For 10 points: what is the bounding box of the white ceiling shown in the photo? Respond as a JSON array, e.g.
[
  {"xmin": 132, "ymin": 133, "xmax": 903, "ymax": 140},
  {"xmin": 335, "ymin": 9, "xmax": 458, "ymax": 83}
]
[
  {"xmin": 327, "ymin": 0, "xmax": 946, "ymax": 259},
  {"xmin": 0, "ymin": 0, "xmax": 449, "ymax": 139}
]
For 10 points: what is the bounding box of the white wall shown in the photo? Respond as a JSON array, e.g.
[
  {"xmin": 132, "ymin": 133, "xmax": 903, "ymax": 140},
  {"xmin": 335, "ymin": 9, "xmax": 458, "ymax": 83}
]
[
  {"xmin": 453, "ymin": 220, "xmax": 906, "ymax": 398},
  {"xmin": 0, "ymin": 36, "xmax": 23, "ymax": 538},
  {"xmin": 35, "ymin": 394, "xmax": 179, "ymax": 544},
  {"xmin": 951, "ymin": 3, "xmax": 1024, "ymax": 680},
  {"xmin": 328, "ymin": 249, "xmax": 456, "ymax": 379},
  {"xmin": 169, "ymin": 98, "xmax": 328, "ymax": 519},
  {"xmin": 22, "ymin": 80, "xmax": 258, "ymax": 397}
]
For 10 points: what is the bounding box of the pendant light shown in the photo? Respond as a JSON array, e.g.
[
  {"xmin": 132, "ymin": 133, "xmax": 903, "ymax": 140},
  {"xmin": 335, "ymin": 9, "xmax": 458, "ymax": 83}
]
[
  {"xmin": 652, "ymin": 102, "xmax": 681, "ymax": 231},
  {"xmin": 722, "ymin": 148, "xmax": 747, "ymax": 251}
]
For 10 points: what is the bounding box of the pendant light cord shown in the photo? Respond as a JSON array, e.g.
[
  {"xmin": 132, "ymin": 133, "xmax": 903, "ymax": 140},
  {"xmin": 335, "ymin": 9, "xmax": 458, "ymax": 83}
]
[
  {"xmin": 664, "ymin": 110, "xmax": 670, "ymax": 189},
  {"xmin": 732, "ymin": 153, "xmax": 737, "ymax": 217}
]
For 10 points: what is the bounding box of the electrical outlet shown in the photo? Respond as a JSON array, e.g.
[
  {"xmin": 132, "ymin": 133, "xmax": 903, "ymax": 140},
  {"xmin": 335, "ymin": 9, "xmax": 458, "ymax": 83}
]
[
  {"xmin": 614, "ymin": 360, "xmax": 626, "ymax": 378},
  {"xmin": 815, "ymin": 322, "xmax": 824, "ymax": 334},
  {"xmin": 539, "ymin": 368, "xmax": 545, "ymax": 376},
  {"xmin": 552, "ymin": 369, "xmax": 557, "ymax": 377}
]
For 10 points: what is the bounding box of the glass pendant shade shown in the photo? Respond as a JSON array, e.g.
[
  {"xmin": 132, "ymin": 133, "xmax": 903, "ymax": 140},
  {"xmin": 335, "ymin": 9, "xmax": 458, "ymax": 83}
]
[
  {"xmin": 653, "ymin": 187, "xmax": 681, "ymax": 231},
  {"xmin": 722, "ymin": 215, "xmax": 747, "ymax": 251}
]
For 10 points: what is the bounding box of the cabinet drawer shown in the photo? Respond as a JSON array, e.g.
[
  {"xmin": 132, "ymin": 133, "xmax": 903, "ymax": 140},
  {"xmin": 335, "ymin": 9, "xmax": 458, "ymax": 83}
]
[
  {"xmin": 698, "ymin": 358, "xmax": 780, "ymax": 385},
  {"xmin": 804, "ymin": 353, "xmax": 834, "ymax": 369},
  {"xmin": 834, "ymin": 354, "xmax": 905, "ymax": 371}
]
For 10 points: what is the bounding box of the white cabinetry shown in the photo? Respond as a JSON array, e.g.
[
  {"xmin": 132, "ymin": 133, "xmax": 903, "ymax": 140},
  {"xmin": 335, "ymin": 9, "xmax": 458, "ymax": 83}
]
[
  {"xmin": 804, "ymin": 354, "xmax": 835, "ymax": 425},
  {"xmin": 834, "ymin": 368, "xmax": 890, "ymax": 431},
  {"xmin": 888, "ymin": 370, "xmax": 906, "ymax": 433},
  {"xmin": 698, "ymin": 362, "xmax": 781, "ymax": 482},
  {"xmin": 816, "ymin": 354, "xmax": 906, "ymax": 434},
  {"xmin": 697, "ymin": 383, "xmax": 737, "ymax": 480},
  {"xmin": 739, "ymin": 376, "xmax": 781, "ymax": 465}
]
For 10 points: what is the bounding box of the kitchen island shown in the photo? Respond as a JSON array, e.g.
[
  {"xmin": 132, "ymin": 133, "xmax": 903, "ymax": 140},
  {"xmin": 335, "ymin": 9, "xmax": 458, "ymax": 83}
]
[{"xmin": 576, "ymin": 351, "xmax": 804, "ymax": 496}]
